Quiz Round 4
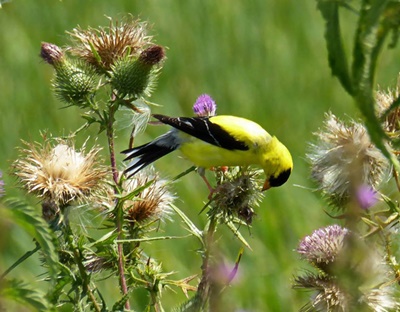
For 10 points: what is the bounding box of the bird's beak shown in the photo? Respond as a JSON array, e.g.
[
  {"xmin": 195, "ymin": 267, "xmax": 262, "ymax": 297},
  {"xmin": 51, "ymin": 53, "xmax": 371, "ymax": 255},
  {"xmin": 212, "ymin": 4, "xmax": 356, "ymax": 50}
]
[{"xmin": 262, "ymin": 179, "xmax": 271, "ymax": 191}]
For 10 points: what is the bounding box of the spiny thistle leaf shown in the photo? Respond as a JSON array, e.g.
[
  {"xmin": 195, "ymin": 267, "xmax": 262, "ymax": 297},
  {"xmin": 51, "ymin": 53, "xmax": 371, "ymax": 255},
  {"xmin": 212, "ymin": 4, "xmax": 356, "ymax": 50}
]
[
  {"xmin": 0, "ymin": 279, "xmax": 53, "ymax": 311},
  {"xmin": 170, "ymin": 204, "xmax": 203, "ymax": 244},
  {"xmin": 317, "ymin": 0, "xmax": 353, "ymax": 95},
  {"xmin": 352, "ymin": 0, "xmax": 400, "ymax": 172},
  {"xmin": 111, "ymin": 293, "xmax": 130, "ymax": 311},
  {"xmin": 3, "ymin": 198, "xmax": 59, "ymax": 281},
  {"xmin": 226, "ymin": 221, "xmax": 252, "ymax": 250}
]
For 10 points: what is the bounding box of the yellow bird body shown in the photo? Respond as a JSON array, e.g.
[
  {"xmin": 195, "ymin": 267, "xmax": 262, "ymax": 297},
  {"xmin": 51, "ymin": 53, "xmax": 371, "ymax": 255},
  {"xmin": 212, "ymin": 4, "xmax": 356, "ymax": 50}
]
[{"xmin": 123, "ymin": 114, "xmax": 293, "ymax": 190}]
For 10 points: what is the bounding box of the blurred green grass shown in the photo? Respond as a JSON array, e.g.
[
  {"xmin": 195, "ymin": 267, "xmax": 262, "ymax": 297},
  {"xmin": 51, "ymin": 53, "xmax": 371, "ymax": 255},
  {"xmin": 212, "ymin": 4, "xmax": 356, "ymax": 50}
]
[{"xmin": 1, "ymin": 0, "xmax": 399, "ymax": 311}]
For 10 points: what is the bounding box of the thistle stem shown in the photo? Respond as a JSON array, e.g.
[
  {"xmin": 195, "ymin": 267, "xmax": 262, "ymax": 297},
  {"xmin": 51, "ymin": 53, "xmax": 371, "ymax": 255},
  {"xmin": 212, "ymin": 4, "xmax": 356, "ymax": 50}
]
[
  {"xmin": 106, "ymin": 98, "xmax": 131, "ymax": 310},
  {"xmin": 107, "ymin": 102, "xmax": 119, "ymax": 185},
  {"xmin": 64, "ymin": 218, "xmax": 101, "ymax": 312},
  {"xmin": 195, "ymin": 214, "xmax": 218, "ymax": 309}
]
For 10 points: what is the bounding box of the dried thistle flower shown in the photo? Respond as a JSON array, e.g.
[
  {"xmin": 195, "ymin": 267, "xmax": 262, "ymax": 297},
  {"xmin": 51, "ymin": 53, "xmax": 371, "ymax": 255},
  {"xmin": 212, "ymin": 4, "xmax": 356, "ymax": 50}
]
[
  {"xmin": 361, "ymin": 288, "xmax": 400, "ymax": 312},
  {"xmin": 376, "ymin": 76, "xmax": 400, "ymax": 134},
  {"xmin": 307, "ymin": 113, "xmax": 389, "ymax": 208},
  {"xmin": 294, "ymin": 274, "xmax": 350, "ymax": 312},
  {"xmin": 212, "ymin": 167, "xmax": 264, "ymax": 224},
  {"xmin": 13, "ymin": 138, "xmax": 108, "ymax": 206},
  {"xmin": 295, "ymin": 273, "xmax": 398, "ymax": 312},
  {"xmin": 297, "ymin": 224, "xmax": 349, "ymax": 269},
  {"xmin": 121, "ymin": 168, "xmax": 174, "ymax": 223},
  {"xmin": 67, "ymin": 16, "xmax": 153, "ymax": 71}
]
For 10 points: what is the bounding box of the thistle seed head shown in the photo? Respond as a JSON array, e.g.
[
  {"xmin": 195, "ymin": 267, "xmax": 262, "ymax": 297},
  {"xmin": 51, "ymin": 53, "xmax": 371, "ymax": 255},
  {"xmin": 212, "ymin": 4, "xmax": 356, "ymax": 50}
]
[
  {"xmin": 307, "ymin": 113, "xmax": 389, "ymax": 208},
  {"xmin": 13, "ymin": 138, "xmax": 108, "ymax": 206},
  {"xmin": 121, "ymin": 168, "xmax": 174, "ymax": 223}
]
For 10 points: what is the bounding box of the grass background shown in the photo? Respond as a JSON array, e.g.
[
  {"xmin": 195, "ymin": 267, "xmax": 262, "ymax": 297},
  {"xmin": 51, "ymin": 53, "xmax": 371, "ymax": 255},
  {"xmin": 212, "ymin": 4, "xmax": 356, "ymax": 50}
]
[{"xmin": 1, "ymin": 0, "xmax": 400, "ymax": 311}]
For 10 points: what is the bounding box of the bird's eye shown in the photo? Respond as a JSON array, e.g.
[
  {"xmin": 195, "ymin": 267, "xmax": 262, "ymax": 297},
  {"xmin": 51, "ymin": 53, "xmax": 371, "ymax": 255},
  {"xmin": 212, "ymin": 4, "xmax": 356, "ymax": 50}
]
[{"xmin": 269, "ymin": 168, "xmax": 291, "ymax": 187}]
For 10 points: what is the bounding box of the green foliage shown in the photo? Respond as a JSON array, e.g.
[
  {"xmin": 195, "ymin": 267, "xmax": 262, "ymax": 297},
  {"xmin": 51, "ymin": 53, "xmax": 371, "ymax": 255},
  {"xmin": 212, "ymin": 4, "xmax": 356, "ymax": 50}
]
[
  {"xmin": 317, "ymin": 0, "xmax": 400, "ymax": 171},
  {"xmin": 0, "ymin": 279, "xmax": 52, "ymax": 311},
  {"xmin": 3, "ymin": 0, "xmax": 400, "ymax": 311},
  {"xmin": 2, "ymin": 198, "xmax": 59, "ymax": 281}
]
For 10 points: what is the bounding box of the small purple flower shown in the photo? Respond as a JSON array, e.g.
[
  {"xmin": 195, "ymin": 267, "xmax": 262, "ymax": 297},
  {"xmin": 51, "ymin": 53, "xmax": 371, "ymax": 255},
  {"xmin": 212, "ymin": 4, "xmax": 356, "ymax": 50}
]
[
  {"xmin": 193, "ymin": 94, "xmax": 217, "ymax": 117},
  {"xmin": 0, "ymin": 170, "xmax": 4, "ymax": 198},
  {"xmin": 356, "ymin": 185, "xmax": 378, "ymax": 210},
  {"xmin": 40, "ymin": 42, "xmax": 64, "ymax": 65},
  {"xmin": 297, "ymin": 224, "xmax": 349, "ymax": 266}
]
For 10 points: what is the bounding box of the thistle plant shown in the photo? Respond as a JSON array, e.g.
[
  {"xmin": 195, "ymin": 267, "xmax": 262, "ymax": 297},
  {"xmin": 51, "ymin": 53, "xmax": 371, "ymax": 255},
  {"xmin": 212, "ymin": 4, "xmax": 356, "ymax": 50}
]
[
  {"xmin": 294, "ymin": 1, "xmax": 400, "ymax": 311},
  {"xmin": 1, "ymin": 16, "xmax": 260, "ymax": 311}
]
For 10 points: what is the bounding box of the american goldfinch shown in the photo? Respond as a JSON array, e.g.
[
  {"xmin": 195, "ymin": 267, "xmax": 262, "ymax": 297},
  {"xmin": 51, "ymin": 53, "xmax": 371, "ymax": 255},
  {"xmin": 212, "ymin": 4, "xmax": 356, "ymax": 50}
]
[{"xmin": 123, "ymin": 114, "xmax": 293, "ymax": 191}]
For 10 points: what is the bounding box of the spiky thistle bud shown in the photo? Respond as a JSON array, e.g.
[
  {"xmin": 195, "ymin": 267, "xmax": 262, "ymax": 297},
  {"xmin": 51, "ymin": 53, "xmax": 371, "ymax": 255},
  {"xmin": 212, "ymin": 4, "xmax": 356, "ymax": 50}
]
[
  {"xmin": 41, "ymin": 42, "xmax": 97, "ymax": 106},
  {"xmin": 211, "ymin": 167, "xmax": 264, "ymax": 224},
  {"xmin": 52, "ymin": 59, "xmax": 98, "ymax": 107},
  {"xmin": 110, "ymin": 45, "xmax": 165, "ymax": 99},
  {"xmin": 307, "ymin": 113, "xmax": 389, "ymax": 208}
]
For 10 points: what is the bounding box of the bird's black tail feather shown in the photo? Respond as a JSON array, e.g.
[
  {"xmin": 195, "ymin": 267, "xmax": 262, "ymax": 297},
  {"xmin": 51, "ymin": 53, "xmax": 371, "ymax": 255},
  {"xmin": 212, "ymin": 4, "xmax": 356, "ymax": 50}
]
[{"xmin": 122, "ymin": 132, "xmax": 179, "ymax": 177}]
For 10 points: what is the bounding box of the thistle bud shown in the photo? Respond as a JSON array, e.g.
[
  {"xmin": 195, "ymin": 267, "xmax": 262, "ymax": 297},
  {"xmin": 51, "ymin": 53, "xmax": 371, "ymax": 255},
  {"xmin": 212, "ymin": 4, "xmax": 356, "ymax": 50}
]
[
  {"xmin": 53, "ymin": 60, "xmax": 98, "ymax": 107},
  {"xmin": 40, "ymin": 42, "xmax": 65, "ymax": 66},
  {"xmin": 111, "ymin": 45, "xmax": 165, "ymax": 98}
]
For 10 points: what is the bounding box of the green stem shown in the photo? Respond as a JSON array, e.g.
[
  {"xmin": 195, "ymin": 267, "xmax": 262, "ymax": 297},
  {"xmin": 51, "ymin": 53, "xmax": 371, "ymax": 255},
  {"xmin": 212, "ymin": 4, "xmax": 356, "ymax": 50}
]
[
  {"xmin": 193, "ymin": 214, "xmax": 218, "ymax": 310},
  {"xmin": 64, "ymin": 219, "xmax": 101, "ymax": 312},
  {"xmin": 107, "ymin": 96, "xmax": 131, "ymax": 310},
  {"xmin": 107, "ymin": 103, "xmax": 119, "ymax": 185}
]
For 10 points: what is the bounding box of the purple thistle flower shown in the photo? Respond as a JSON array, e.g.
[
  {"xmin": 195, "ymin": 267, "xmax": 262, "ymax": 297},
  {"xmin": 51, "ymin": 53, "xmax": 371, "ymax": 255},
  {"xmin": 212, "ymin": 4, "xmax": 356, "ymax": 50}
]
[
  {"xmin": 0, "ymin": 170, "xmax": 4, "ymax": 198},
  {"xmin": 193, "ymin": 94, "xmax": 217, "ymax": 117},
  {"xmin": 40, "ymin": 42, "xmax": 64, "ymax": 65},
  {"xmin": 356, "ymin": 185, "xmax": 378, "ymax": 210},
  {"xmin": 297, "ymin": 224, "xmax": 349, "ymax": 266}
]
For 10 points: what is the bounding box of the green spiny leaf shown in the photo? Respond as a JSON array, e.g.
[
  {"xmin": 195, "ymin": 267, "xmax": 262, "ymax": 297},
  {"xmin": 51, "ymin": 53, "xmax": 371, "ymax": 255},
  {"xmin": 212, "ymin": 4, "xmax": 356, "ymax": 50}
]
[
  {"xmin": 3, "ymin": 198, "xmax": 59, "ymax": 282},
  {"xmin": 1, "ymin": 279, "xmax": 53, "ymax": 311},
  {"xmin": 352, "ymin": 0, "xmax": 400, "ymax": 172},
  {"xmin": 170, "ymin": 204, "xmax": 203, "ymax": 245},
  {"xmin": 317, "ymin": 0, "xmax": 353, "ymax": 95}
]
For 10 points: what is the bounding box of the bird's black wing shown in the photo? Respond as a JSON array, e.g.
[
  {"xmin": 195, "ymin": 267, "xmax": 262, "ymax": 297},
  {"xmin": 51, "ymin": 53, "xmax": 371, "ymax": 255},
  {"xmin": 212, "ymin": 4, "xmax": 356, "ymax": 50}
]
[{"xmin": 153, "ymin": 114, "xmax": 248, "ymax": 151}]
